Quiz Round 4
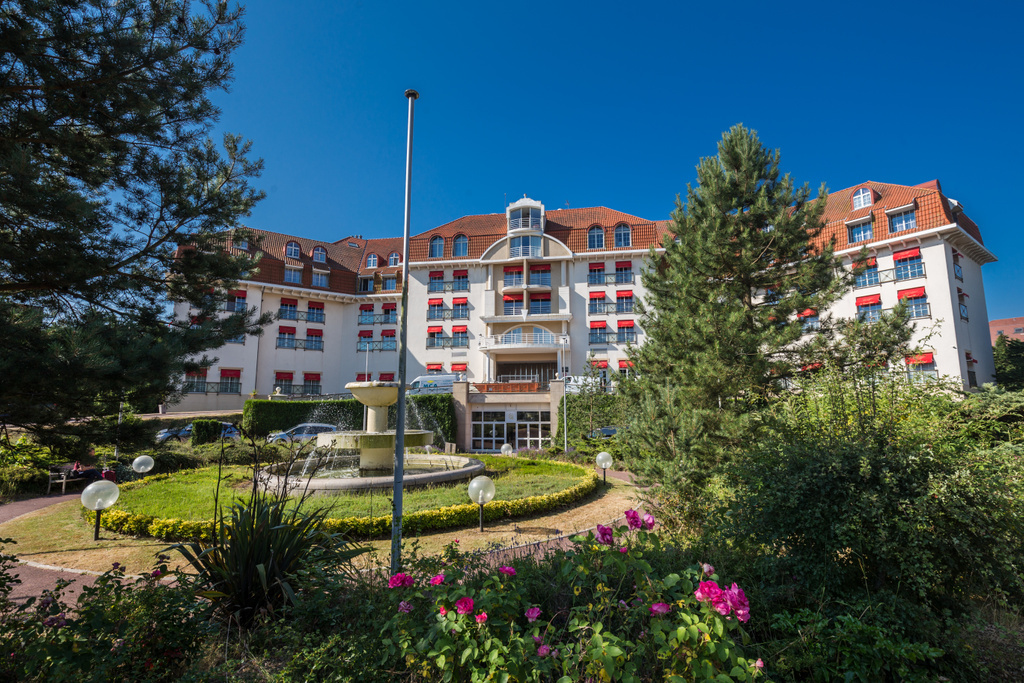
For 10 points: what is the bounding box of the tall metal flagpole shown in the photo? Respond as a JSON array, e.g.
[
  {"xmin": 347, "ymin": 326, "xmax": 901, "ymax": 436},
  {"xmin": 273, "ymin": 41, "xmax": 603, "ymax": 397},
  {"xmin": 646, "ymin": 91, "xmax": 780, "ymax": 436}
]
[{"xmin": 391, "ymin": 88, "xmax": 418, "ymax": 574}]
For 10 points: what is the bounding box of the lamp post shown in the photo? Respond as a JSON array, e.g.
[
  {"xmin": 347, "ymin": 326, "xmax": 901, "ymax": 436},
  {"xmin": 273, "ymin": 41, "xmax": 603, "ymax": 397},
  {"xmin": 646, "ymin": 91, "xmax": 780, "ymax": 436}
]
[
  {"xmin": 468, "ymin": 475, "xmax": 495, "ymax": 532},
  {"xmin": 132, "ymin": 455, "xmax": 155, "ymax": 475},
  {"xmin": 596, "ymin": 451, "xmax": 612, "ymax": 485},
  {"xmin": 81, "ymin": 480, "xmax": 120, "ymax": 541}
]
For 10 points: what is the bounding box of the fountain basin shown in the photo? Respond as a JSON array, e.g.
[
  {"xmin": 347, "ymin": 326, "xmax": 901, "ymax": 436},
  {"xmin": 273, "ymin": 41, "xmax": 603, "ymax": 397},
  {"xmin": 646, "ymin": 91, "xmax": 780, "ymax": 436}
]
[
  {"xmin": 316, "ymin": 429, "xmax": 433, "ymax": 469},
  {"xmin": 345, "ymin": 380, "xmax": 400, "ymax": 407},
  {"xmin": 264, "ymin": 454, "xmax": 485, "ymax": 493}
]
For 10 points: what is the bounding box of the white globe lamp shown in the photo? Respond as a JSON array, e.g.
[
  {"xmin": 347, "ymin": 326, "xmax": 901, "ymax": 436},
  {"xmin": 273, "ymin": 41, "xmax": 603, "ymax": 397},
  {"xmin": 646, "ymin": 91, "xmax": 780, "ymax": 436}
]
[
  {"xmin": 468, "ymin": 475, "xmax": 496, "ymax": 531},
  {"xmin": 81, "ymin": 480, "xmax": 120, "ymax": 541},
  {"xmin": 596, "ymin": 451, "xmax": 613, "ymax": 485}
]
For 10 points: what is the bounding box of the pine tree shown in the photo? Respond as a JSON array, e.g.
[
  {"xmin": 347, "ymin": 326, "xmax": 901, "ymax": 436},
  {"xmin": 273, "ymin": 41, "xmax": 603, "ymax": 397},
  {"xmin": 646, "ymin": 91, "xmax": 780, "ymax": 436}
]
[
  {"xmin": 993, "ymin": 335, "xmax": 1024, "ymax": 391},
  {"xmin": 0, "ymin": 0, "xmax": 270, "ymax": 444}
]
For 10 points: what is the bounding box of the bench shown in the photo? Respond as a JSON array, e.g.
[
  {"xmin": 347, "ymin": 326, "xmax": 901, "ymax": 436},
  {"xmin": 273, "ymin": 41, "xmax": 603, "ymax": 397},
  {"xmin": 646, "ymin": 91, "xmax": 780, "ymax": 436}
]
[{"xmin": 47, "ymin": 467, "xmax": 90, "ymax": 495}]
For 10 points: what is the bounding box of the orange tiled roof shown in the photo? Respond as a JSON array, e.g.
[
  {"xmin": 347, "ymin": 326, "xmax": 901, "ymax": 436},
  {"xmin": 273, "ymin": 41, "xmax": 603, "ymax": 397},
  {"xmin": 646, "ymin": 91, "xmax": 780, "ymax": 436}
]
[{"xmin": 814, "ymin": 180, "xmax": 984, "ymax": 253}]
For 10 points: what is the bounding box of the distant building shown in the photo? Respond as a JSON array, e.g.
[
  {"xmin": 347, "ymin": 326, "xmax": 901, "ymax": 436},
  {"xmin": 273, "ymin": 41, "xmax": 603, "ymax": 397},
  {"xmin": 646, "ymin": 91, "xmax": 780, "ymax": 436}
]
[
  {"xmin": 990, "ymin": 317, "xmax": 1024, "ymax": 345},
  {"xmin": 171, "ymin": 180, "xmax": 997, "ymax": 450}
]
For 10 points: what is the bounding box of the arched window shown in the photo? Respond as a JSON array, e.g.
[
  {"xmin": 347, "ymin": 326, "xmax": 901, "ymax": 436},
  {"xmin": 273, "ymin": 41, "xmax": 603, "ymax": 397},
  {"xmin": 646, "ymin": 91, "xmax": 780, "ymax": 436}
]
[
  {"xmin": 453, "ymin": 234, "xmax": 469, "ymax": 258},
  {"xmin": 388, "ymin": 252, "xmax": 400, "ymax": 266},
  {"xmin": 614, "ymin": 224, "xmax": 631, "ymax": 248},
  {"xmin": 285, "ymin": 241, "xmax": 301, "ymax": 259},
  {"xmin": 312, "ymin": 246, "xmax": 327, "ymax": 263},
  {"xmin": 366, "ymin": 253, "xmax": 378, "ymax": 268},
  {"xmin": 852, "ymin": 188, "xmax": 873, "ymax": 210},
  {"xmin": 588, "ymin": 226, "xmax": 604, "ymax": 250},
  {"xmin": 429, "ymin": 236, "xmax": 444, "ymax": 258}
]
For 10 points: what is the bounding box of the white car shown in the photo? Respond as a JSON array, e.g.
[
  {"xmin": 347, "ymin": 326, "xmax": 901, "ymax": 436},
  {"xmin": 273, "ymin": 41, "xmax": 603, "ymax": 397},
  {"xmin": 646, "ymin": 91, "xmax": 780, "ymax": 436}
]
[{"xmin": 266, "ymin": 423, "xmax": 336, "ymax": 444}]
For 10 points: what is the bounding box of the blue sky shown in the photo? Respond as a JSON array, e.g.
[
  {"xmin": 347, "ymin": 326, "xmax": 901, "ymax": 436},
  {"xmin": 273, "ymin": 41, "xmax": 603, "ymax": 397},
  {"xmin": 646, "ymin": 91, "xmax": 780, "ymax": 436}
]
[{"xmin": 212, "ymin": 0, "xmax": 1024, "ymax": 321}]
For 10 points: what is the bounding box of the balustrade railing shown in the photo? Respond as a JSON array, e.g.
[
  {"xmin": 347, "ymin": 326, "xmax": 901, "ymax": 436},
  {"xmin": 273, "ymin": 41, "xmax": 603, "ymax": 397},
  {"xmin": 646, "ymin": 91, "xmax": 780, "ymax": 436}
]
[
  {"xmin": 587, "ymin": 273, "xmax": 634, "ymax": 286},
  {"xmin": 853, "ymin": 263, "xmax": 927, "ymax": 289},
  {"xmin": 278, "ymin": 309, "xmax": 327, "ymax": 323},
  {"xmin": 276, "ymin": 337, "xmax": 324, "ymax": 351},
  {"xmin": 478, "ymin": 333, "xmax": 567, "ymax": 349},
  {"xmin": 358, "ymin": 313, "xmax": 398, "ymax": 325},
  {"xmin": 428, "ymin": 280, "xmax": 471, "ymax": 292}
]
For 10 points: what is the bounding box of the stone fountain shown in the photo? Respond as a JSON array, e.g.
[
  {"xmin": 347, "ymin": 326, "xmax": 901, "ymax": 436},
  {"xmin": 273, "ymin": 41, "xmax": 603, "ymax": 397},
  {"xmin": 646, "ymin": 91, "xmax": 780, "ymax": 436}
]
[{"xmin": 265, "ymin": 381, "xmax": 484, "ymax": 493}]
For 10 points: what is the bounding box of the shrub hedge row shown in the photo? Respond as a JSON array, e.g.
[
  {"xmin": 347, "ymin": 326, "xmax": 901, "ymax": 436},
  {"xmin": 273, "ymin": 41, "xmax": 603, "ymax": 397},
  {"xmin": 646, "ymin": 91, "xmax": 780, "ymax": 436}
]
[
  {"xmin": 84, "ymin": 466, "xmax": 599, "ymax": 542},
  {"xmin": 190, "ymin": 420, "xmax": 222, "ymax": 446}
]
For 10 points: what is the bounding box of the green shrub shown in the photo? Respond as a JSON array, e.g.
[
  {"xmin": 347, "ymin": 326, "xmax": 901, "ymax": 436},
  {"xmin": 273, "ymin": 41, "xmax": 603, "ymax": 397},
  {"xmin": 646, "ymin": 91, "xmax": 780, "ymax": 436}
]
[
  {"xmin": 0, "ymin": 465, "xmax": 49, "ymax": 495},
  {"xmin": 190, "ymin": 419, "xmax": 221, "ymax": 446},
  {"xmin": 0, "ymin": 437, "xmax": 60, "ymax": 469}
]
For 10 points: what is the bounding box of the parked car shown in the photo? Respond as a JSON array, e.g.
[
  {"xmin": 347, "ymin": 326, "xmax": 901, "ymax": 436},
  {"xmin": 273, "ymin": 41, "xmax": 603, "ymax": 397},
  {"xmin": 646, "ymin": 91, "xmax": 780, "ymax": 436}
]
[
  {"xmin": 407, "ymin": 374, "xmax": 459, "ymax": 395},
  {"xmin": 266, "ymin": 422, "xmax": 337, "ymax": 444},
  {"xmin": 586, "ymin": 426, "xmax": 620, "ymax": 439},
  {"xmin": 156, "ymin": 421, "xmax": 241, "ymax": 444}
]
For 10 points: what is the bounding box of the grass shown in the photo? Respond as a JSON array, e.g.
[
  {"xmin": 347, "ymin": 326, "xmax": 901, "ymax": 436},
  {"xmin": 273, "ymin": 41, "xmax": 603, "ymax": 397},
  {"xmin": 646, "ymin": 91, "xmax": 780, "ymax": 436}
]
[{"xmin": 115, "ymin": 456, "xmax": 588, "ymax": 521}]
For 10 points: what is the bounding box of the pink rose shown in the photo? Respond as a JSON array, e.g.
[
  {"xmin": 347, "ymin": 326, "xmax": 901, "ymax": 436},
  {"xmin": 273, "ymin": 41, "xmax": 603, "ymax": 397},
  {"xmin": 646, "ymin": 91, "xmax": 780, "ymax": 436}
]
[
  {"xmin": 596, "ymin": 524, "xmax": 614, "ymax": 545},
  {"xmin": 476, "ymin": 612, "xmax": 487, "ymax": 623},
  {"xmin": 533, "ymin": 635, "xmax": 543, "ymax": 644},
  {"xmin": 649, "ymin": 602, "xmax": 671, "ymax": 615},
  {"xmin": 619, "ymin": 546, "xmax": 628, "ymax": 553},
  {"xmin": 525, "ymin": 607, "xmax": 541, "ymax": 623},
  {"xmin": 624, "ymin": 509, "xmax": 642, "ymax": 530},
  {"xmin": 694, "ymin": 580, "xmax": 722, "ymax": 603},
  {"xmin": 439, "ymin": 605, "xmax": 447, "ymax": 616},
  {"xmin": 538, "ymin": 644, "xmax": 551, "ymax": 657},
  {"xmin": 388, "ymin": 573, "xmax": 414, "ymax": 589},
  {"xmin": 430, "ymin": 574, "xmax": 445, "ymax": 586},
  {"xmin": 398, "ymin": 601, "xmax": 412, "ymax": 613},
  {"xmin": 455, "ymin": 597, "xmax": 474, "ymax": 615},
  {"xmin": 756, "ymin": 658, "xmax": 764, "ymax": 669},
  {"xmin": 151, "ymin": 569, "xmax": 161, "ymax": 578},
  {"xmin": 498, "ymin": 566, "xmax": 516, "ymax": 576},
  {"xmin": 642, "ymin": 513, "xmax": 655, "ymax": 530},
  {"xmin": 701, "ymin": 563, "xmax": 715, "ymax": 576},
  {"xmin": 723, "ymin": 583, "xmax": 750, "ymax": 622}
]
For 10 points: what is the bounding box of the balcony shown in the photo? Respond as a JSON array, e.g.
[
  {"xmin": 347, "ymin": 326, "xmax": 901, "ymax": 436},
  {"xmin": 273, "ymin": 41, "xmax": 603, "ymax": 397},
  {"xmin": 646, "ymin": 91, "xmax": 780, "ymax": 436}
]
[
  {"xmin": 589, "ymin": 332, "xmax": 636, "ymax": 344},
  {"xmin": 272, "ymin": 385, "xmax": 324, "ymax": 396},
  {"xmin": 426, "ymin": 310, "xmax": 470, "ymax": 321},
  {"xmin": 588, "ymin": 273, "xmax": 635, "ymax": 286},
  {"xmin": 357, "ymin": 340, "xmax": 398, "ymax": 352},
  {"xmin": 278, "ymin": 309, "xmax": 327, "ymax": 323},
  {"xmin": 853, "ymin": 264, "xmax": 927, "ymax": 289},
  {"xmin": 358, "ymin": 313, "xmax": 398, "ymax": 325},
  {"xmin": 428, "ymin": 279, "xmax": 471, "ymax": 293},
  {"xmin": 473, "ymin": 382, "xmax": 542, "ymax": 393},
  {"xmin": 508, "ymin": 216, "xmax": 542, "ymax": 231},
  {"xmin": 217, "ymin": 301, "xmax": 248, "ymax": 312},
  {"xmin": 426, "ymin": 337, "xmax": 470, "ymax": 349},
  {"xmin": 509, "ymin": 245, "xmax": 542, "ymax": 258},
  {"xmin": 184, "ymin": 382, "xmax": 241, "ymax": 395},
  {"xmin": 276, "ymin": 337, "xmax": 324, "ymax": 351},
  {"xmin": 858, "ymin": 304, "xmax": 932, "ymax": 324},
  {"xmin": 588, "ymin": 302, "xmax": 635, "ymax": 315},
  {"xmin": 478, "ymin": 333, "xmax": 567, "ymax": 351},
  {"xmin": 953, "ymin": 263, "xmax": 964, "ymax": 282}
]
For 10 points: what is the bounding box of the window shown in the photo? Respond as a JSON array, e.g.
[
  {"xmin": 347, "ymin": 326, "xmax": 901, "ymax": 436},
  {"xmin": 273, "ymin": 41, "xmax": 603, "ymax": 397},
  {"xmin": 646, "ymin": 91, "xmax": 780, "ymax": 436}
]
[
  {"xmin": 453, "ymin": 234, "xmax": 469, "ymax": 258},
  {"xmin": 184, "ymin": 371, "xmax": 207, "ymax": 393},
  {"xmin": 453, "ymin": 299, "xmax": 469, "ymax": 319},
  {"xmin": 312, "ymin": 271, "xmax": 328, "ymax": 288},
  {"xmin": 313, "ymin": 246, "xmax": 327, "ymax": 263},
  {"xmin": 590, "ymin": 322, "xmax": 609, "ymax": 344},
  {"xmin": 588, "ymin": 264, "xmax": 605, "ymax": 285},
  {"xmin": 303, "ymin": 374, "xmax": 322, "ymax": 395},
  {"xmin": 357, "ymin": 331, "xmax": 373, "ymax": 352},
  {"xmin": 381, "ymin": 330, "xmax": 396, "ymax": 350},
  {"xmin": 907, "ymin": 354, "xmax": 937, "ymax": 383},
  {"xmin": 286, "ymin": 241, "xmax": 301, "ymax": 259},
  {"xmin": 382, "ymin": 304, "xmax": 397, "ymax": 323},
  {"xmin": 589, "ymin": 294, "xmax": 606, "ymax": 314},
  {"xmin": 1017, "ymin": 327, "xmax": 1024, "ymax": 334},
  {"xmin": 305, "ymin": 330, "xmax": 323, "ymax": 350},
  {"xmin": 616, "ymin": 292, "xmax": 634, "ymax": 313},
  {"xmin": 279, "ymin": 300, "xmax": 298, "ymax": 319},
  {"xmin": 226, "ymin": 332, "xmax": 245, "ymax": 344},
  {"xmin": 427, "ymin": 363, "xmax": 444, "ymax": 375},
  {"xmin": 358, "ymin": 278, "xmax": 373, "ymax": 292},
  {"xmin": 502, "ymin": 328, "xmax": 523, "ymax": 344},
  {"xmin": 509, "ymin": 206, "xmax": 541, "ymax": 230},
  {"xmin": 428, "ymin": 300, "xmax": 445, "ymax": 319},
  {"xmin": 452, "ymin": 327, "xmax": 469, "ymax": 348},
  {"xmin": 503, "ymin": 295, "xmax": 523, "ymax": 316},
  {"xmin": 428, "ymin": 271, "xmax": 444, "ymax": 292},
  {"xmin": 277, "ymin": 327, "xmax": 296, "ymax": 348},
  {"xmin": 857, "ymin": 302, "xmax": 881, "ymax": 323},
  {"xmin": 389, "ymin": 252, "xmax": 401, "ymax": 266},
  {"xmin": 894, "ymin": 254, "xmax": 924, "ymax": 281},
  {"xmin": 225, "ymin": 291, "xmax": 246, "ymax": 312},
  {"xmin": 383, "ymin": 276, "xmax": 397, "ymax": 291},
  {"xmin": 529, "ymin": 265, "xmax": 551, "ymax": 287},
  {"xmin": 366, "ymin": 253, "xmax": 378, "ymax": 268},
  {"xmin": 617, "ymin": 321, "xmax": 636, "ymax": 343},
  {"xmin": 452, "ymin": 270, "xmax": 469, "ymax": 291},
  {"xmin": 429, "ymin": 237, "xmax": 444, "ymax": 259},
  {"xmin": 529, "ymin": 294, "xmax": 551, "ymax": 315},
  {"xmin": 904, "ymin": 296, "xmax": 929, "ymax": 319},
  {"xmin": 471, "ymin": 410, "xmax": 509, "ymax": 451},
  {"xmin": 852, "ymin": 188, "xmax": 873, "ymax": 210},
  {"xmin": 615, "ymin": 261, "xmax": 633, "ymax": 284},
  {"xmin": 307, "ymin": 303, "xmax": 325, "ymax": 323},
  {"xmin": 503, "ymin": 266, "xmax": 524, "ymax": 287},
  {"xmin": 234, "ymin": 239, "xmax": 248, "ymax": 250},
  {"xmin": 848, "ymin": 220, "xmax": 872, "ymax": 243},
  {"xmin": 889, "ymin": 210, "xmax": 917, "ymax": 233},
  {"xmin": 614, "ymin": 224, "xmax": 631, "ymax": 248},
  {"xmin": 855, "ymin": 264, "xmax": 880, "ymax": 288},
  {"xmin": 427, "ymin": 328, "xmax": 445, "ymax": 348},
  {"xmin": 275, "ymin": 372, "xmax": 293, "ymax": 394},
  {"xmin": 588, "ymin": 226, "xmax": 605, "ymax": 250},
  {"xmin": 284, "ymin": 267, "xmax": 302, "ymax": 284},
  {"xmin": 509, "ymin": 235, "xmax": 541, "ymax": 258},
  {"xmin": 801, "ymin": 311, "xmax": 820, "ymax": 332}
]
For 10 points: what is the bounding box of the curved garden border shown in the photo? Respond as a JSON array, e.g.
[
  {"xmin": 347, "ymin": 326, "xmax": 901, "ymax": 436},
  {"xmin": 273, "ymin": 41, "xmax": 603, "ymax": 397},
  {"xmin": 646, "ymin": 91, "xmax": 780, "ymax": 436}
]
[{"xmin": 81, "ymin": 461, "xmax": 600, "ymax": 542}]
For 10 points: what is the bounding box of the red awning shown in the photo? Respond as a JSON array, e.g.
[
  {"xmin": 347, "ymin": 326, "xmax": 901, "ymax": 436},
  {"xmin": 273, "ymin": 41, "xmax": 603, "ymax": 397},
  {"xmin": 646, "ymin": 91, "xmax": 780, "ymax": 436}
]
[
  {"xmin": 618, "ymin": 320, "xmax": 634, "ymax": 328},
  {"xmin": 382, "ymin": 303, "xmax": 397, "ymax": 310},
  {"xmin": 617, "ymin": 290, "xmax": 633, "ymax": 298},
  {"xmin": 898, "ymin": 287, "xmax": 926, "ymax": 300},
  {"xmin": 303, "ymin": 373, "xmax": 320, "ymax": 381},
  {"xmin": 426, "ymin": 363, "xmax": 443, "ymax": 371},
  {"xmin": 306, "ymin": 328, "xmax": 322, "ymax": 336},
  {"xmin": 589, "ymin": 263, "xmax": 605, "ymax": 270},
  {"xmin": 453, "ymin": 270, "xmax": 468, "ymax": 277},
  {"xmin": 280, "ymin": 298, "xmax": 298, "ymax": 306},
  {"xmin": 590, "ymin": 321, "xmax": 606, "ymax": 329},
  {"xmin": 530, "ymin": 293, "xmax": 550, "ymax": 300},
  {"xmin": 229, "ymin": 289, "xmax": 246, "ymax": 298},
  {"xmin": 429, "ymin": 271, "xmax": 444, "ymax": 278},
  {"xmin": 530, "ymin": 264, "xmax": 551, "ymax": 271},
  {"xmin": 618, "ymin": 360, "xmax": 634, "ymax": 369},
  {"xmin": 503, "ymin": 265, "xmax": 523, "ymax": 273},
  {"xmin": 219, "ymin": 369, "xmax": 241, "ymax": 378},
  {"xmin": 382, "ymin": 329, "xmax": 396, "ymax": 336},
  {"xmin": 503, "ymin": 294, "xmax": 523, "ymax": 301},
  {"xmin": 906, "ymin": 352, "xmax": 934, "ymax": 365},
  {"xmin": 427, "ymin": 326, "xmax": 443, "ymax": 334},
  {"xmin": 307, "ymin": 301, "xmax": 324, "ymax": 309},
  {"xmin": 957, "ymin": 287, "xmax": 970, "ymax": 298},
  {"xmin": 615, "ymin": 261, "xmax": 632, "ymax": 268},
  {"xmin": 855, "ymin": 257, "xmax": 877, "ymax": 268},
  {"xmin": 185, "ymin": 369, "xmax": 207, "ymax": 377},
  {"xmin": 356, "ymin": 373, "xmax": 369, "ymax": 381},
  {"xmin": 798, "ymin": 308, "xmax": 817, "ymax": 318},
  {"xmin": 451, "ymin": 363, "xmax": 467, "ymax": 372},
  {"xmin": 358, "ymin": 330, "xmax": 373, "ymax": 337},
  {"xmin": 591, "ymin": 360, "xmax": 609, "ymax": 368},
  {"xmin": 275, "ymin": 372, "xmax": 293, "ymax": 380},
  {"xmin": 801, "ymin": 363, "xmax": 823, "ymax": 371},
  {"xmin": 379, "ymin": 372, "xmax": 395, "ymax": 381},
  {"xmin": 893, "ymin": 247, "xmax": 920, "ymax": 261},
  {"xmin": 428, "ymin": 298, "xmax": 443, "ymax": 306},
  {"xmin": 359, "ymin": 304, "xmax": 374, "ymax": 311},
  {"xmin": 452, "ymin": 297, "xmax": 468, "ymax": 305},
  {"xmin": 855, "ymin": 294, "xmax": 881, "ymax": 306},
  {"xmin": 589, "ymin": 292, "xmax": 606, "ymax": 299},
  {"xmin": 452, "ymin": 325, "xmax": 467, "ymax": 333},
  {"xmin": 279, "ymin": 326, "xmax": 296, "ymax": 334}
]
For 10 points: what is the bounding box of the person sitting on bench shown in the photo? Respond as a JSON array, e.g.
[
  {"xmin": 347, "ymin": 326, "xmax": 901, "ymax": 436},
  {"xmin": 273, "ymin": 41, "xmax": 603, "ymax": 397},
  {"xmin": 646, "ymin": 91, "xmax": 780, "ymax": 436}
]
[{"xmin": 70, "ymin": 458, "xmax": 102, "ymax": 482}]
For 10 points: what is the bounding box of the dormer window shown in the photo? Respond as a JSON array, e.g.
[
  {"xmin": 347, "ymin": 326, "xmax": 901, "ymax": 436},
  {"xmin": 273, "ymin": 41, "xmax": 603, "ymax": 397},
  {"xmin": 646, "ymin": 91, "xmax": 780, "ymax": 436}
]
[
  {"xmin": 312, "ymin": 246, "xmax": 327, "ymax": 263},
  {"xmin": 509, "ymin": 206, "xmax": 541, "ymax": 230},
  {"xmin": 588, "ymin": 226, "xmax": 604, "ymax": 250},
  {"xmin": 366, "ymin": 253, "xmax": 378, "ymax": 268},
  {"xmin": 285, "ymin": 241, "xmax": 301, "ymax": 259},
  {"xmin": 615, "ymin": 224, "xmax": 631, "ymax": 248},
  {"xmin": 453, "ymin": 234, "xmax": 468, "ymax": 258},
  {"xmin": 429, "ymin": 237, "xmax": 443, "ymax": 259},
  {"xmin": 389, "ymin": 252, "xmax": 401, "ymax": 266},
  {"xmin": 852, "ymin": 188, "xmax": 873, "ymax": 210}
]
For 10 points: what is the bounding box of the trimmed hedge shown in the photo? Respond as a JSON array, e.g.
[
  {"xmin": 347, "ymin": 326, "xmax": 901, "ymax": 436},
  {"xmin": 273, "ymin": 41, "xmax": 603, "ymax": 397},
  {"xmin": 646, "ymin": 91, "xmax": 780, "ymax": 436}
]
[
  {"xmin": 85, "ymin": 461, "xmax": 598, "ymax": 542},
  {"xmin": 0, "ymin": 465, "xmax": 49, "ymax": 495},
  {"xmin": 241, "ymin": 394, "xmax": 457, "ymax": 445},
  {"xmin": 191, "ymin": 420, "xmax": 221, "ymax": 446}
]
